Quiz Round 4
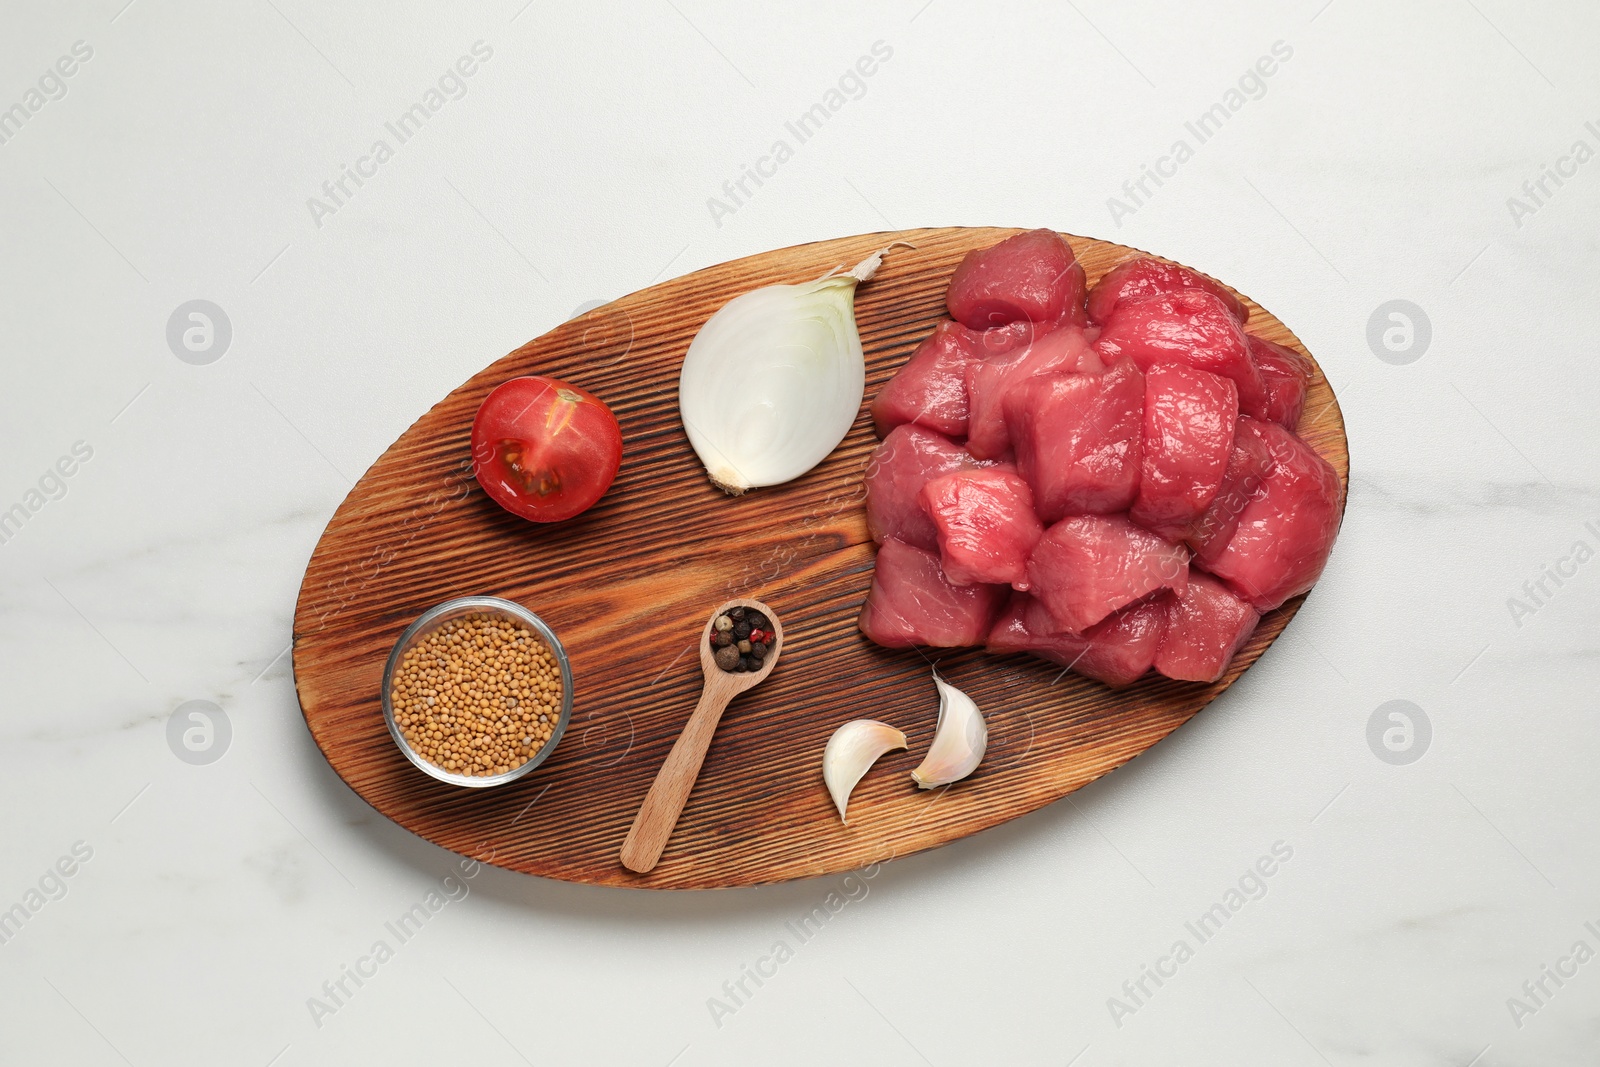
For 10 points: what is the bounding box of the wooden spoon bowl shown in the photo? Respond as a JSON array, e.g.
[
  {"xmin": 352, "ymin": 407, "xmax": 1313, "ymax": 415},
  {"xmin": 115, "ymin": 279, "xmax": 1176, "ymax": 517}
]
[{"xmin": 696, "ymin": 597, "xmax": 784, "ymax": 689}]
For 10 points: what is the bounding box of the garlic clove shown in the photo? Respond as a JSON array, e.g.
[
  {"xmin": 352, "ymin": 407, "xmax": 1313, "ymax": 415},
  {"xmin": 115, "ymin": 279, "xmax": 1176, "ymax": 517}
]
[
  {"xmin": 910, "ymin": 672, "xmax": 987, "ymax": 789},
  {"xmin": 822, "ymin": 719, "xmax": 908, "ymax": 824}
]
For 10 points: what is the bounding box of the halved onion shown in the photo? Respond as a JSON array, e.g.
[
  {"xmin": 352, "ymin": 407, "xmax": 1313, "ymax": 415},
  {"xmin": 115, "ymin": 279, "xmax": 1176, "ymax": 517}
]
[{"xmin": 678, "ymin": 247, "xmax": 903, "ymax": 494}]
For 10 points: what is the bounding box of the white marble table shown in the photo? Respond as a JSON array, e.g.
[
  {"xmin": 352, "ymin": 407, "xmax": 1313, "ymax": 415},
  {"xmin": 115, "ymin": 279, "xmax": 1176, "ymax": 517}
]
[{"xmin": 2, "ymin": 1, "xmax": 1596, "ymax": 1063}]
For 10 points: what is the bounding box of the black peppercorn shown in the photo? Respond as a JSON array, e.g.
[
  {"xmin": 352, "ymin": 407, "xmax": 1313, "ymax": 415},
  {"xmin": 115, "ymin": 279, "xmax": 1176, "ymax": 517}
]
[
  {"xmin": 729, "ymin": 607, "xmax": 746, "ymax": 620},
  {"xmin": 748, "ymin": 612, "xmax": 769, "ymax": 630},
  {"xmin": 750, "ymin": 642, "xmax": 766, "ymax": 658},
  {"xmin": 734, "ymin": 620, "xmax": 752, "ymax": 640}
]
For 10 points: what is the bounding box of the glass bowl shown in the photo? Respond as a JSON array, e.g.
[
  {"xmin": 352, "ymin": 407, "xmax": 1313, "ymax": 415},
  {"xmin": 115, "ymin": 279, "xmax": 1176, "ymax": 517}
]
[{"xmin": 380, "ymin": 596, "xmax": 573, "ymax": 789}]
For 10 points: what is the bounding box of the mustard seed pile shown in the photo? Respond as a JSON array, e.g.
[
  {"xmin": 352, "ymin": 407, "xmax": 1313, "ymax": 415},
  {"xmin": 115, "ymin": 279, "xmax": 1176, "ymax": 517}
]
[{"xmin": 390, "ymin": 612, "xmax": 564, "ymax": 777}]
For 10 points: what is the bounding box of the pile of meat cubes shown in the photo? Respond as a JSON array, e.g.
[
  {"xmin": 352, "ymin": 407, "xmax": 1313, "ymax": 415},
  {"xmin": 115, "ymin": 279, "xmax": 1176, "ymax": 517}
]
[{"xmin": 859, "ymin": 230, "xmax": 1341, "ymax": 687}]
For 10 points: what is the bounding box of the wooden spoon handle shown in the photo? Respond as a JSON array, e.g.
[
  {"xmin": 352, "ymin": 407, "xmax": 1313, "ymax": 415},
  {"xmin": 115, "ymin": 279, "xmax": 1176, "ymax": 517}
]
[{"xmin": 620, "ymin": 680, "xmax": 736, "ymax": 873}]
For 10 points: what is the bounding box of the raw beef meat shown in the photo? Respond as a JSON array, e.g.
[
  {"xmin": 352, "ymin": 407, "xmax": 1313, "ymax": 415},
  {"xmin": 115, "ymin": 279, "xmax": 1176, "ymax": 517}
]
[
  {"xmin": 919, "ymin": 466, "xmax": 1043, "ymax": 588},
  {"xmin": 870, "ymin": 320, "xmax": 1035, "ymax": 437},
  {"xmin": 1187, "ymin": 418, "xmax": 1276, "ymax": 563},
  {"xmin": 1004, "ymin": 357, "xmax": 1145, "ymax": 521},
  {"xmin": 1086, "ymin": 255, "xmax": 1249, "ymax": 325},
  {"xmin": 864, "ymin": 425, "xmax": 981, "ymax": 551},
  {"xmin": 858, "ymin": 538, "xmax": 1006, "ymax": 648},
  {"xmin": 1129, "ymin": 363, "xmax": 1238, "ymax": 541},
  {"xmin": 964, "ymin": 325, "xmax": 1100, "ymax": 460},
  {"xmin": 858, "ymin": 230, "xmax": 1341, "ymax": 684},
  {"xmin": 1243, "ymin": 335, "xmax": 1313, "ymax": 428},
  {"xmin": 1203, "ymin": 418, "xmax": 1342, "ymax": 610},
  {"xmin": 947, "ymin": 228, "xmax": 1086, "ymax": 330},
  {"xmin": 1153, "ymin": 572, "xmax": 1259, "ymax": 683},
  {"xmin": 1094, "ymin": 290, "xmax": 1267, "ymax": 417},
  {"xmin": 987, "ymin": 591, "xmax": 1168, "ymax": 688},
  {"xmin": 1072, "ymin": 596, "xmax": 1170, "ymax": 687},
  {"xmin": 1026, "ymin": 514, "xmax": 1189, "ymax": 634},
  {"xmin": 986, "ymin": 593, "xmax": 1045, "ymax": 652}
]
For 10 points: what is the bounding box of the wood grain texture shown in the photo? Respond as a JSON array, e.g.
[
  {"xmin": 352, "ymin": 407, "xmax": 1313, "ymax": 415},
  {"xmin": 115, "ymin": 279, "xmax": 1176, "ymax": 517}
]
[{"xmin": 291, "ymin": 227, "xmax": 1348, "ymax": 890}]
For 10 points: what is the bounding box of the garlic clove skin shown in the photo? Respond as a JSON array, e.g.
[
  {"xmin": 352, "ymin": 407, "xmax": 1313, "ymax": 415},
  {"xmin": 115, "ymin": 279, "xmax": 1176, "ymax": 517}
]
[
  {"xmin": 823, "ymin": 719, "xmax": 907, "ymax": 824},
  {"xmin": 910, "ymin": 672, "xmax": 987, "ymax": 789}
]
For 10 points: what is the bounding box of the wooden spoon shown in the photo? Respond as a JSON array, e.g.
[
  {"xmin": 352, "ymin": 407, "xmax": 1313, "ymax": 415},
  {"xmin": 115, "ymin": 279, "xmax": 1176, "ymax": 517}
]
[{"xmin": 619, "ymin": 598, "xmax": 783, "ymax": 874}]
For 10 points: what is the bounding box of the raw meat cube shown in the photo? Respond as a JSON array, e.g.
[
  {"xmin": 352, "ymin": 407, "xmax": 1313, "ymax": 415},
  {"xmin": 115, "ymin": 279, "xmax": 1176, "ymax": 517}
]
[
  {"xmin": 865, "ymin": 425, "xmax": 981, "ymax": 551},
  {"xmin": 1243, "ymin": 335, "xmax": 1313, "ymax": 428},
  {"xmin": 985, "ymin": 592, "xmax": 1092, "ymax": 662},
  {"xmin": 1004, "ymin": 357, "xmax": 1145, "ymax": 521},
  {"xmin": 986, "ymin": 592, "xmax": 1047, "ymax": 654},
  {"xmin": 919, "ymin": 466, "xmax": 1043, "ymax": 587},
  {"xmin": 1129, "ymin": 363, "xmax": 1238, "ymax": 541},
  {"xmin": 986, "ymin": 592, "xmax": 1168, "ymax": 688},
  {"xmin": 870, "ymin": 320, "xmax": 1034, "ymax": 437},
  {"xmin": 1187, "ymin": 418, "xmax": 1276, "ymax": 562},
  {"xmin": 1073, "ymin": 596, "xmax": 1170, "ymax": 687},
  {"xmin": 947, "ymin": 229, "xmax": 1086, "ymax": 330},
  {"xmin": 1154, "ymin": 572, "xmax": 1260, "ymax": 683},
  {"xmin": 858, "ymin": 538, "xmax": 1006, "ymax": 648},
  {"xmin": 1026, "ymin": 515, "xmax": 1189, "ymax": 634},
  {"xmin": 1020, "ymin": 589, "xmax": 1075, "ymax": 636},
  {"xmin": 1094, "ymin": 290, "xmax": 1267, "ymax": 417},
  {"xmin": 1203, "ymin": 418, "xmax": 1342, "ymax": 610},
  {"xmin": 871, "ymin": 321, "xmax": 979, "ymax": 438},
  {"xmin": 964, "ymin": 325, "xmax": 1100, "ymax": 460},
  {"xmin": 1086, "ymin": 255, "xmax": 1249, "ymax": 325},
  {"xmin": 970, "ymin": 318, "xmax": 1048, "ymax": 358}
]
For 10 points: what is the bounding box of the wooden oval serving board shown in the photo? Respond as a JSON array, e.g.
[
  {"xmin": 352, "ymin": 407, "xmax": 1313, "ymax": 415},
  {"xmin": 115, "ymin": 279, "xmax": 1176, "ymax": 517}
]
[{"xmin": 292, "ymin": 227, "xmax": 1347, "ymax": 890}]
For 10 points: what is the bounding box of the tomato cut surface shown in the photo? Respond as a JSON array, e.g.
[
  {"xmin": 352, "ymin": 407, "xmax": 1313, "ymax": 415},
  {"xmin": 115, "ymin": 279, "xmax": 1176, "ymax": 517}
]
[{"xmin": 471, "ymin": 376, "xmax": 622, "ymax": 523}]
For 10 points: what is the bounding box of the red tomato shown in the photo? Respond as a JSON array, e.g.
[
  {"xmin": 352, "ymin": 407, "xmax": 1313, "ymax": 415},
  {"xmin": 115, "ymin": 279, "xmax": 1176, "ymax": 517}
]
[{"xmin": 471, "ymin": 376, "xmax": 622, "ymax": 522}]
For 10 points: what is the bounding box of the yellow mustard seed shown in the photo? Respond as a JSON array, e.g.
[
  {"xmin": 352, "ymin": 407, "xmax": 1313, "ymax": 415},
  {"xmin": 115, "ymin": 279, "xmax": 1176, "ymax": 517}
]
[{"xmin": 391, "ymin": 612, "xmax": 563, "ymax": 777}]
